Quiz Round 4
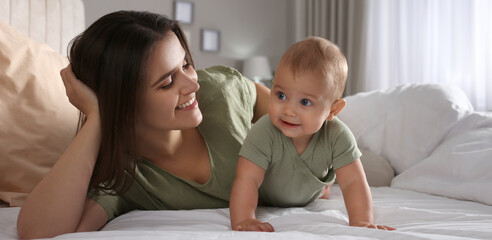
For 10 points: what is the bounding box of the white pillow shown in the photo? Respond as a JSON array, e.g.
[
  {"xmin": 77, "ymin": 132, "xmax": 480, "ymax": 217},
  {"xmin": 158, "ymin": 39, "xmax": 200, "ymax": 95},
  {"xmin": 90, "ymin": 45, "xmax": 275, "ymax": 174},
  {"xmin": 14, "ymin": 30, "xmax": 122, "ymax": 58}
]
[
  {"xmin": 339, "ymin": 83, "xmax": 474, "ymax": 174},
  {"xmin": 391, "ymin": 111, "xmax": 492, "ymax": 205},
  {"xmin": 359, "ymin": 148, "xmax": 394, "ymax": 187}
]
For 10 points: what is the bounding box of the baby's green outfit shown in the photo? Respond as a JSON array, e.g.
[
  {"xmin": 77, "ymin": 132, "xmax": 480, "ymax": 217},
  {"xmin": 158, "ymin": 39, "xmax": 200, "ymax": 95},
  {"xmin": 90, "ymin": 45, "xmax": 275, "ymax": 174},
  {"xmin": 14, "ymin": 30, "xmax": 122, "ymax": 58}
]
[{"xmin": 239, "ymin": 114, "xmax": 361, "ymax": 207}]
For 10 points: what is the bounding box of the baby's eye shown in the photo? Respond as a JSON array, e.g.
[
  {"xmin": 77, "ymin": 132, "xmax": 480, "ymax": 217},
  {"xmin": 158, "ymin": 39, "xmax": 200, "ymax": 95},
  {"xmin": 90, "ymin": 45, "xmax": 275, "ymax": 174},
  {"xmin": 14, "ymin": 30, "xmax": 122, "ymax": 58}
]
[
  {"xmin": 300, "ymin": 99, "xmax": 312, "ymax": 106},
  {"xmin": 277, "ymin": 92, "xmax": 286, "ymax": 100}
]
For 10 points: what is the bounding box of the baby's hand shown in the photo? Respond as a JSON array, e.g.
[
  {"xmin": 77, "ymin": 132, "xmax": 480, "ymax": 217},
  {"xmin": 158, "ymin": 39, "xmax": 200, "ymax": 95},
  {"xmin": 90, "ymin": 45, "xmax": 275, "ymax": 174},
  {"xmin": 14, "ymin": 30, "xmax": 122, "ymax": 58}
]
[
  {"xmin": 233, "ymin": 219, "xmax": 274, "ymax": 232},
  {"xmin": 351, "ymin": 221, "xmax": 396, "ymax": 231}
]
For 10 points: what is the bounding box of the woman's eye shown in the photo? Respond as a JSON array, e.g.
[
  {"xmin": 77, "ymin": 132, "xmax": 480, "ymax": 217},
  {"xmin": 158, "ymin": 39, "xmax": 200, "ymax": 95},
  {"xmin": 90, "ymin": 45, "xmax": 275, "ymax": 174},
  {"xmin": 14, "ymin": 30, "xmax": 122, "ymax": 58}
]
[
  {"xmin": 277, "ymin": 92, "xmax": 286, "ymax": 100},
  {"xmin": 182, "ymin": 62, "xmax": 190, "ymax": 71},
  {"xmin": 160, "ymin": 79, "xmax": 173, "ymax": 89},
  {"xmin": 300, "ymin": 99, "xmax": 312, "ymax": 106}
]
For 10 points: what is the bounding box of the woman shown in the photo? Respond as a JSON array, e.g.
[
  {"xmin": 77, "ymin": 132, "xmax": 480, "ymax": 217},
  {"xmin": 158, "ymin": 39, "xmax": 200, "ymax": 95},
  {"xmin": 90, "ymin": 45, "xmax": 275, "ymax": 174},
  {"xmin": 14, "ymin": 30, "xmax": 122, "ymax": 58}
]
[{"xmin": 17, "ymin": 11, "xmax": 269, "ymax": 239}]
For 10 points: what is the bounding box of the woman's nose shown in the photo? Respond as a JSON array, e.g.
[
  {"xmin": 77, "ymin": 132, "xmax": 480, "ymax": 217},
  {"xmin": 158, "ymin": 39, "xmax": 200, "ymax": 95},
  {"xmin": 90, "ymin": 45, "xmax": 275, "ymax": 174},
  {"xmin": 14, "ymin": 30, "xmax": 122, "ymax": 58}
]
[{"xmin": 179, "ymin": 69, "xmax": 199, "ymax": 95}]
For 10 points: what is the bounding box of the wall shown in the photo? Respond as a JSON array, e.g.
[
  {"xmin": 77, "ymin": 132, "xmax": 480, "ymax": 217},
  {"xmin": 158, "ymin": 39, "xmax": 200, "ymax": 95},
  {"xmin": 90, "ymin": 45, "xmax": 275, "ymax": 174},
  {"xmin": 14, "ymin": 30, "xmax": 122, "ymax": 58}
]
[{"xmin": 82, "ymin": 0, "xmax": 292, "ymax": 72}]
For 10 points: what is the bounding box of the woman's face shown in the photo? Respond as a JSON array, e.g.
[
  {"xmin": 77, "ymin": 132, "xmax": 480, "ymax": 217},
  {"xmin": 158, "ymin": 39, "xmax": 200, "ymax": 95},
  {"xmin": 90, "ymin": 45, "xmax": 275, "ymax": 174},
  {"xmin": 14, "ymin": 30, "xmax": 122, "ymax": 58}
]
[{"xmin": 136, "ymin": 32, "xmax": 202, "ymax": 133}]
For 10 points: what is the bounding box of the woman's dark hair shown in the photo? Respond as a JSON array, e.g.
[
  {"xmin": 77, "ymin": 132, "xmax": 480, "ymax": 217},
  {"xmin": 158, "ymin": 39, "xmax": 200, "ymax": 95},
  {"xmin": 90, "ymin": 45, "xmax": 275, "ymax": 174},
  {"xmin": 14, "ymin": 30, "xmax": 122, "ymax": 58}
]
[{"xmin": 68, "ymin": 11, "xmax": 194, "ymax": 195}]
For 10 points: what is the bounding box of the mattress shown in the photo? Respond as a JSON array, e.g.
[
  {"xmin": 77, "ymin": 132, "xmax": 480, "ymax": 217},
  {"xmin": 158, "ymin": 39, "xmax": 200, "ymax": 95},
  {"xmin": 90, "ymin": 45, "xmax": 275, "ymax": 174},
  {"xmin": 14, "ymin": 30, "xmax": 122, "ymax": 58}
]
[{"xmin": 1, "ymin": 185, "xmax": 491, "ymax": 240}]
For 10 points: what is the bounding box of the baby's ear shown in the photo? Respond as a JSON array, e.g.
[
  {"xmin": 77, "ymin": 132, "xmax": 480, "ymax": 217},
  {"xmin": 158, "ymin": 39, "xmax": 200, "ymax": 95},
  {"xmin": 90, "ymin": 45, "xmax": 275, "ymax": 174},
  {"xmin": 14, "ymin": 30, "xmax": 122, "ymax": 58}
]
[{"xmin": 327, "ymin": 98, "xmax": 346, "ymax": 121}]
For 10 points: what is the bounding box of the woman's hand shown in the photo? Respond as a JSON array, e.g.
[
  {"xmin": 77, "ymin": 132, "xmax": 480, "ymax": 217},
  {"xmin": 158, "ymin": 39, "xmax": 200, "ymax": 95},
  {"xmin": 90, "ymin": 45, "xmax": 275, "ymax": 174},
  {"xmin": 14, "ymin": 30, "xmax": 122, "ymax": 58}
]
[{"xmin": 60, "ymin": 65, "xmax": 99, "ymax": 116}]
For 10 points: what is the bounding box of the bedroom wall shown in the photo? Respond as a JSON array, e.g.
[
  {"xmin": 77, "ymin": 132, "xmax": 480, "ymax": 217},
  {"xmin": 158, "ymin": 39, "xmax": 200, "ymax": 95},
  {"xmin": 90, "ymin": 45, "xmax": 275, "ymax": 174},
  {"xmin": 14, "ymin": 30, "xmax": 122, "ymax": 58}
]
[{"xmin": 82, "ymin": 0, "xmax": 295, "ymax": 72}]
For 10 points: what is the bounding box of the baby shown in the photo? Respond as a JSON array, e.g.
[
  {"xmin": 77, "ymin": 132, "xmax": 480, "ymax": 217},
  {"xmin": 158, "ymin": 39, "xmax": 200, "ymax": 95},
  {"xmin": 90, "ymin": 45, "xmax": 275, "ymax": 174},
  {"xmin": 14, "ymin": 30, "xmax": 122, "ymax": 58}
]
[{"xmin": 230, "ymin": 37, "xmax": 395, "ymax": 232}]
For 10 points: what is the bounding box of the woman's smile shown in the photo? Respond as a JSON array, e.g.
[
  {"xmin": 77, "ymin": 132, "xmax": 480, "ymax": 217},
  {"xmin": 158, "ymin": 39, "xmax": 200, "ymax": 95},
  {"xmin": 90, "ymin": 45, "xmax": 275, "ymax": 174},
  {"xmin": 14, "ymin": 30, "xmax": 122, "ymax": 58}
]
[{"xmin": 176, "ymin": 95, "xmax": 198, "ymax": 110}]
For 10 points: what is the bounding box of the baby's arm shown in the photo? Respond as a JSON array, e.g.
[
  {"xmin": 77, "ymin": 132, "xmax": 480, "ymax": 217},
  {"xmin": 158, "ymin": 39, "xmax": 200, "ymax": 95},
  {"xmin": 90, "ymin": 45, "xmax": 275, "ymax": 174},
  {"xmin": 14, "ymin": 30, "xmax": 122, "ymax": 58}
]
[
  {"xmin": 335, "ymin": 159, "xmax": 395, "ymax": 230},
  {"xmin": 229, "ymin": 157, "xmax": 274, "ymax": 232}
]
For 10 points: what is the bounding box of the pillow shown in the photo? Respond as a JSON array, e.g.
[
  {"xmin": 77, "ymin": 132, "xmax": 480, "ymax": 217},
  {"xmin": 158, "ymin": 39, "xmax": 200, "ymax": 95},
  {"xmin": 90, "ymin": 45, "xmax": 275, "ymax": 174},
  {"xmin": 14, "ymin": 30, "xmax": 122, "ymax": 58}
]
[
  {"xmin": 338, "ymin": 83, "xmax": 474, "ymax": 174},
  {"xmin": 359, "ymin": 148, "xmax": 394, "ymax": 187},
  {"xmin": 0, "ymin": 22, "xmax": 78, "ymax": 206},
  {"xmin": 391, "ymin": 111, "xmax": 492, "ymax": 205}
]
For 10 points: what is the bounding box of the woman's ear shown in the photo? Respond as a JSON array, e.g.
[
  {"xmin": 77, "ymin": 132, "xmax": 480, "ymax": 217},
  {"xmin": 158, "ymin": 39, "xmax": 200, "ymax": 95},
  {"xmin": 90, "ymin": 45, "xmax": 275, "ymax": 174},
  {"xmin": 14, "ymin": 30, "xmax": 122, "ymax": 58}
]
[{"xmin": 327, "ymin": 98, "xmax": 346, "ymax": 121}]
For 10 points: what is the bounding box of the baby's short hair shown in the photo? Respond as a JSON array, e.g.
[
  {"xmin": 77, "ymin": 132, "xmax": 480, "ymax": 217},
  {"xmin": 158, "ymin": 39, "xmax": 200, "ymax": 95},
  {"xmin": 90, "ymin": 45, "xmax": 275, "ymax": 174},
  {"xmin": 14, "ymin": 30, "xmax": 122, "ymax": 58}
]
[{"xmin": 280, "ymin": 36, "xmax": 348, "ymax": 99}]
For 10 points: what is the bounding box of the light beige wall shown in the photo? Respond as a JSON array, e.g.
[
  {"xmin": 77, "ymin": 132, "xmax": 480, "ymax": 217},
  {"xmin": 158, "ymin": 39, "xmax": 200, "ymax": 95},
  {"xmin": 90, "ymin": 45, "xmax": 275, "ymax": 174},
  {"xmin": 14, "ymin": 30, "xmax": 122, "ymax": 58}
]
[{"xmin": 82, "ymin": 0, "xmax": 291, "ymax": 72}]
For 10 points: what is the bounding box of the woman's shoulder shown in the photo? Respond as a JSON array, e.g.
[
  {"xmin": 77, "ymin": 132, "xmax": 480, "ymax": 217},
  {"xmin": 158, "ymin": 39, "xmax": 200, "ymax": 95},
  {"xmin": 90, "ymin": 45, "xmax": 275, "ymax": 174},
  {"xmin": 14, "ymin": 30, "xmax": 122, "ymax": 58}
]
[
  {"xmin": 196, "ymin": 65, "xmax": 244, "ymax": 86},
  {"xmin": 196, "ymin": 65, "xmax": 256, "ymax": 109}
]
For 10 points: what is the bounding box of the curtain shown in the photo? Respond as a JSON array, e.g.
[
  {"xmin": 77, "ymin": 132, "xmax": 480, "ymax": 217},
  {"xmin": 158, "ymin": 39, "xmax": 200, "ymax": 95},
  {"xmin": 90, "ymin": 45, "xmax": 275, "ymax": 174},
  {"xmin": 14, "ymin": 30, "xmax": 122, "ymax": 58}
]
[
  {"xmin": 295, "ymin": 0, "xmax": 366, "ymax": 97},
  {"xmin": 296, "ymin": 0, "xmax": 492, "ymax": 111},
  {"xmin": 361, "ymin": 0, "xmax": 492, "ymax": 111}
]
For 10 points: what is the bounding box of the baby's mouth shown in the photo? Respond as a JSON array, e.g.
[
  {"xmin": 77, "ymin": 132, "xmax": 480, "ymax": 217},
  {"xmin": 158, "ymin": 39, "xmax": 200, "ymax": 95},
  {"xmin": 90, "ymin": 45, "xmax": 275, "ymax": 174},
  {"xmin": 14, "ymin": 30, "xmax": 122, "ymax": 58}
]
[{"xmin": 280, "ymin": 120, "xmax": 300, "ymax": 127}]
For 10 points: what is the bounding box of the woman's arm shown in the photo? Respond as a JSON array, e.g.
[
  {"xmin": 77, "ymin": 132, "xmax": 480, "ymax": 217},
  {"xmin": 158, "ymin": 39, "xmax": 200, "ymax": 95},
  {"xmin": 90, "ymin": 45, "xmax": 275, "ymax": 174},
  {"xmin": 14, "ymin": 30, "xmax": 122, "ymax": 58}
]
[
  {"xmin": 17, "ymin": 66, "xmax": 107, "ymax": 238},
  {"xmin": 252, "ymin": 82, "xmax": 270, "ymax": 122},
  {"xmin": 76, "ymin": 198, "xmax": 109, "ymax": 232}
]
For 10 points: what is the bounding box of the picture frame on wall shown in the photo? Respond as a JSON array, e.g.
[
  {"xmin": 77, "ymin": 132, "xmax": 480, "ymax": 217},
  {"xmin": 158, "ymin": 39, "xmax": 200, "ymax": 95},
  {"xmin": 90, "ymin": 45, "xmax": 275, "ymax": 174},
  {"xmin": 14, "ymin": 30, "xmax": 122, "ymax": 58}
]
[
  {"xmin": 174, "ymin": 1, "xmax": 193, "ymax": 24},
  {"xmin": 201, "ymin": 29, "xmax": 220, "ymax": 52}
]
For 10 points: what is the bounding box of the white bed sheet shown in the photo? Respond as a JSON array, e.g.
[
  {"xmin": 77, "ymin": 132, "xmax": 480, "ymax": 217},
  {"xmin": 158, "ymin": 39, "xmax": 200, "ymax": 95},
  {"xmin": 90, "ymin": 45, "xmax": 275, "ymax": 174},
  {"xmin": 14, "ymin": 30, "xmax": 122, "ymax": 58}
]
[{"xmin": 1, "ymin": 186, "xmax": 491, "ymax": 240}]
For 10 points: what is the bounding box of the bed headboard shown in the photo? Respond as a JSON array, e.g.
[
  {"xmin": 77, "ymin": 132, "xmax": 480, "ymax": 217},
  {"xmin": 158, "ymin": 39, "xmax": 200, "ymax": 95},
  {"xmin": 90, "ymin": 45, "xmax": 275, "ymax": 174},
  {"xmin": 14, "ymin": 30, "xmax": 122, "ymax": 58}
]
[{"xmin": 0, "ymin": 0, "xmax": 85, "ymax": 54}]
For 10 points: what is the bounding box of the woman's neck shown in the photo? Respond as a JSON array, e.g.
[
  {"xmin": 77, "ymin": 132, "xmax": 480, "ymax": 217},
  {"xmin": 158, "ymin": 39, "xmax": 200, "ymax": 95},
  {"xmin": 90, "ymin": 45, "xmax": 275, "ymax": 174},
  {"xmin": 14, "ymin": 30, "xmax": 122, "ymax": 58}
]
[
  {"xmin": 136, "ymin": 127, "xmax": 198, "ymax": 162},
  {"xmin": 136, "ymin": 127, "xmax": 210, "ymax": 184}
]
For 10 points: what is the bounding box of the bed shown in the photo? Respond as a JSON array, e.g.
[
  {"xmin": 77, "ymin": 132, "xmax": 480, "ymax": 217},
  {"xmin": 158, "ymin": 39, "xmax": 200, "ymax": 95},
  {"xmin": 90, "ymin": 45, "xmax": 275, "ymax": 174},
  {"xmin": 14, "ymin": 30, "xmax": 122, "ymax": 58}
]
[
  {"xmin": 1, "ymin": 0, "xmax": 491, "ymax": 239},
  {"xmin": 1, "ymin": 186, "xmax": 491, "ymax": 240}
]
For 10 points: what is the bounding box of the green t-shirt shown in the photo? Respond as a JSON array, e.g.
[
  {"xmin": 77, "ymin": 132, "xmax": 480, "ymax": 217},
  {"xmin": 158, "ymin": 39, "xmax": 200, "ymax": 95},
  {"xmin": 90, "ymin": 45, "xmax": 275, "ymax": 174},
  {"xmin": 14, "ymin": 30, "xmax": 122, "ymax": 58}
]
[
  {"xmin": 89, "ymin": 66, "xmax": 257, "ymax": 221},
  {"xmin": 239, "ymin": 114, "xmax": 361, "ymax": 207}
]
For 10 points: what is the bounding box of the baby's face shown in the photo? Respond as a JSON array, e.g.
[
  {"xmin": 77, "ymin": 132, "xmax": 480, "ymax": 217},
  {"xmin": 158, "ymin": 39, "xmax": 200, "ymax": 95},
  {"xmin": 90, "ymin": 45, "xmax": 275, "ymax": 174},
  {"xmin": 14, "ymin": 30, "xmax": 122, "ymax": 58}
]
[{"xmin": 268, "ymin": 64, "xmax": 335, "ymax": 140}]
